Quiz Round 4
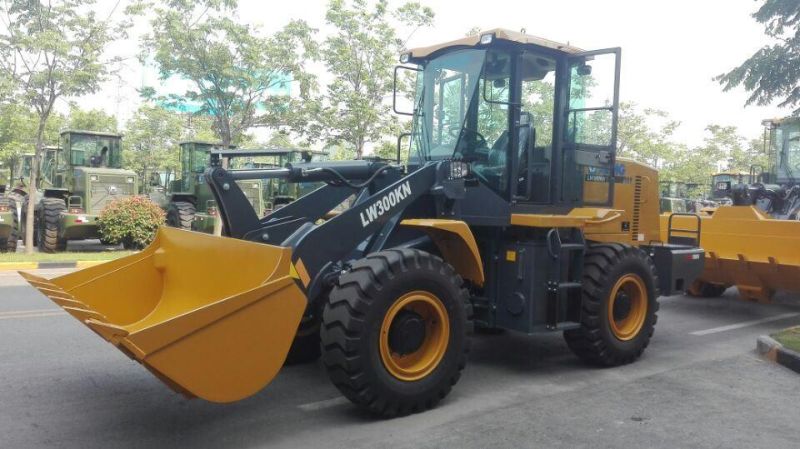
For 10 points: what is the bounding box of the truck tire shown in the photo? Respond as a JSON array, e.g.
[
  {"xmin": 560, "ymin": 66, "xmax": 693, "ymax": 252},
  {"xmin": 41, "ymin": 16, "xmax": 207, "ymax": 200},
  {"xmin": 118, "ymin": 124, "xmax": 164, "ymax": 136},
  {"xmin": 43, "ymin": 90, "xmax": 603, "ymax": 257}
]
[
  {"xmin": 564, "ymin": 243, "xmax": 659, "ymax": 367},
  {"xmin": 38, "ymin": 197, "xmax": 66, "ymax": 253},
  {"xmin": 687, "ymin": 280, "xmax": 727, "ymax": 298},
  {"xmin": 321, "ymin": 249, "xmax": 469, "ymax": 418},
  {"xmin": 166, "ymin": 201, "xmax": 195, "ymax": 230},
  {"xmin": 0, "ymin": 197, "xmax": 18, "ymax": 253}
]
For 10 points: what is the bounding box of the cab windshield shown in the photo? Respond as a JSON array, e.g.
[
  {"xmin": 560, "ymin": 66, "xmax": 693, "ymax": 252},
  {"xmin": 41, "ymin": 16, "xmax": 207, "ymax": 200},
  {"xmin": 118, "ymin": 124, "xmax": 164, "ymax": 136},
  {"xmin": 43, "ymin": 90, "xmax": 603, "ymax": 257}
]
[
  {"xmin": 780, "ymin": 122, "xmax": 800, "ymax": 180},
  {"xmin": 69, "ymin": 134, "xmax": 122, "ymax": 168},
  {"xmin": 410, "ymin": 49, "xmax": 487, "ymax": 161},
  {"xmin": 410, "ymin": 48, "xmax": 517, "ymax": 195}
]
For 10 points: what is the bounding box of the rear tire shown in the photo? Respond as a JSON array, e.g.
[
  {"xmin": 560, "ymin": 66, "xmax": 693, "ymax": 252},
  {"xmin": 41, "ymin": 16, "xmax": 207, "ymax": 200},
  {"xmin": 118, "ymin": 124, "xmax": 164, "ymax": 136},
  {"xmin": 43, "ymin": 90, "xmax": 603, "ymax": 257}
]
[
  {"xmin": 38, "ymin": 197, "xmax": 66, "ymax": 253},
  {"xmin": 564, "ymin": 244, "xmax": 659, "ymax": 366},
  {"xmin": 321, "ymin": 249, "xmax": 469, "ymax": 418},
  {"xmin": 0, "ymin": 196, "xmax": 18, "ymax": 253},
  {"xmin": 166, "ymin": 201, "xmax": 195, "ymax": 230},
  {"xmin": 687, "ymin": 280, "xmax": 727, "ymax": 298}
]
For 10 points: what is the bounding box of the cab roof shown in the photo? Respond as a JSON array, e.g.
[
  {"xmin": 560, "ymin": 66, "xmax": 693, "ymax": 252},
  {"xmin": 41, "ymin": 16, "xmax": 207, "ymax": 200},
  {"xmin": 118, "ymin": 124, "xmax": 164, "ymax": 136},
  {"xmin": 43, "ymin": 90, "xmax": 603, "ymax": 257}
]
[
  {"xmin": 405, "ymin": 28, "xmax": 584, "ymax": 59},
  {"xmin": 762, "ymin": 115, "xmax": 800, "ymax": 127},
  {"xmin": 60, "ymin": 129, "xmax": 122, "ymax": 138},
  {"xmin": 179, "ymin": 140, "xmax": 235, "ymax": 147}
]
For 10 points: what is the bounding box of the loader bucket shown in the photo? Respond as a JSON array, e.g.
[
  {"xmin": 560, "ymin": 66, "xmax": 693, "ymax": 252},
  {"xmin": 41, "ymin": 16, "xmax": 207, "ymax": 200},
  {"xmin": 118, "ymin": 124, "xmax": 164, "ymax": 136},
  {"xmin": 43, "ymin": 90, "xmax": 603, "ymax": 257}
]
[{"xmin": 20, "ymin": 227, "xmax": 307, "ymax": 402}]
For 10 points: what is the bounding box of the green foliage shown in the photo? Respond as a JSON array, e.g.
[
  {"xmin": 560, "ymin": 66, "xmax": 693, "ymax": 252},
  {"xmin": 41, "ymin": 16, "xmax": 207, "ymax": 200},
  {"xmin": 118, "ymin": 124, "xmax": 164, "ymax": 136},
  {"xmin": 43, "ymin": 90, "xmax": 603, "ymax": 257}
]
[
  {"xmin": 372, "ymin": 140, "xmax": 402, "ymax": 161},
  {"xmin": 615, "ymin": 104, "xmax": 767, "ymax": 197},
  {"xmin": 316, "ymin": 0, "xmax": 434, "ymax": 158},
  {"xmin": 142, "ymin": 0, "xmax": 318, "ymax": 147},
  {"xmin": 716, "ymin": 0, "xmax": 800, "ymax": 108},
  {"xmin": 66, "ymin": 106, "xmax": 118, "ymax": 132},
  {"xmin": 124, "ymin": 104, "xmax": 185, "ymax": 183},
  {"xmin": 0, "ymin": 0, "xmax": 129, "ymax": 121},
  {"xmin": 617, "ymin": 103, "xmax": 681, "ymax": 169},
  {"xmin": 0, "ymin": 104, "xmax": 64, "ymax": 170},
  {"xmin": 97, "ymin": 196, "xmax": 165, "ymax": 249}
]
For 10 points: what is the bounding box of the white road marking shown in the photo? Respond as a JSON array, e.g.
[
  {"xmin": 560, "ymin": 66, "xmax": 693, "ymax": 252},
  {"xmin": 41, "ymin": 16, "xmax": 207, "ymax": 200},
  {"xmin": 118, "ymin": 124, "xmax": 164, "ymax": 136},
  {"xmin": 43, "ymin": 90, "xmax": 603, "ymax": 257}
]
[
  {"xmin": 690, "ymin": 312, "xmax": 800, "ymax": 336},
  {"xmin": 0, "ymin": 309, "xmax": 65, "ymax": 320},
  {"xmin": 298, "ymin": 396, "xmax": 349, "ymax": 412},
  {"xmin": 0, "ymin": 308, "xmax": 62, "ymax": 317}
]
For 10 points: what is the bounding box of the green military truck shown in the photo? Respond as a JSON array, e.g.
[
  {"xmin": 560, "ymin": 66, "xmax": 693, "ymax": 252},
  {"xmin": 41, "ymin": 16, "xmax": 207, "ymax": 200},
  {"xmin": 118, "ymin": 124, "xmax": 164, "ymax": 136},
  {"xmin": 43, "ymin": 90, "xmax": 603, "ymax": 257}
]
[
  {"xmin": 26, "ymin": 130, "xmax": 138, "ymax": 252},
  {"xmin": 162, "ymin": 142, "xmax": 266, "ymax": 233},
  {"xmin": 0, "ymin": 162, "xmax": 18, "ymax": 252}
]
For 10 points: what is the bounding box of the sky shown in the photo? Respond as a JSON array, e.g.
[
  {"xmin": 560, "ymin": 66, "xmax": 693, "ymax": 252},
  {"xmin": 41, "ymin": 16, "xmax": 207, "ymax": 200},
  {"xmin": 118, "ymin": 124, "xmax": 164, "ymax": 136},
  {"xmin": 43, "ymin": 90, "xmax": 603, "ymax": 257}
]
[{"xmin": 82, "ymin": 0, "xmax": 791, "ymax": 150}]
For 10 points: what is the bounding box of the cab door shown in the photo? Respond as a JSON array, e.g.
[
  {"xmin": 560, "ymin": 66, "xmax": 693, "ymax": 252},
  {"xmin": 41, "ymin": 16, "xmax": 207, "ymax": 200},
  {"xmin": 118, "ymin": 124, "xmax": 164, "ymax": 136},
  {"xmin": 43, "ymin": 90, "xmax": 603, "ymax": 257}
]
[{"xmin": 560, "ymin": 48, "xmax": 621, "ymax": 206}]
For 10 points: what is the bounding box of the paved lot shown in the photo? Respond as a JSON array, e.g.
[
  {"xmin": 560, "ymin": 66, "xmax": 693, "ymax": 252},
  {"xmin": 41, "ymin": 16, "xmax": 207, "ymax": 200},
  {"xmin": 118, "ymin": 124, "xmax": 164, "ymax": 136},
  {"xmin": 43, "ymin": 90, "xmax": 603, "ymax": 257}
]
[{"xmin": 1, "ymin": 269, "xmax": 798, "ymax": 449}]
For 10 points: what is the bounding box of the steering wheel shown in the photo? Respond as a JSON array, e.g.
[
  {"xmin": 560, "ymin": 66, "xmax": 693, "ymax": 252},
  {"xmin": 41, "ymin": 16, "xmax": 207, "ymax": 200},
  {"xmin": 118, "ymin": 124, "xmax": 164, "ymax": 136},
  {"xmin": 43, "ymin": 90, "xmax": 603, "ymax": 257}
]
[{"xmin": 449, "ymin": 127, "xmax": 488, "ymax": 160}]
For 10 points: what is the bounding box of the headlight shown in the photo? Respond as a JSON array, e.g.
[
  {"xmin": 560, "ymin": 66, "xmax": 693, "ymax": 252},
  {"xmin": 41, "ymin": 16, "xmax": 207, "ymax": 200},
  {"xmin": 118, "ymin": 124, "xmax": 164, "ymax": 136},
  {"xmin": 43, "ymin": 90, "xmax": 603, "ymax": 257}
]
[
  {"xmin": 252, "ymin": 183, "xmax": 259, "ymax": 189},
  {"xmin": 399, "ymin": 53, "xmax": 410, "ymax": 63},
  {"xmin": 479, "ymin": 33, "xmax": 494, "ymax": 45},
  {"xmin": 90, "ymin": 175, "xmax": 99, "ymax": 181},
  {"xmin": 126, "ymin": 177, "xmax": 134, "ymax": 183},
  {"xmin": 449, "ymin": 161, "xmax": 470, "ymax": 179}
]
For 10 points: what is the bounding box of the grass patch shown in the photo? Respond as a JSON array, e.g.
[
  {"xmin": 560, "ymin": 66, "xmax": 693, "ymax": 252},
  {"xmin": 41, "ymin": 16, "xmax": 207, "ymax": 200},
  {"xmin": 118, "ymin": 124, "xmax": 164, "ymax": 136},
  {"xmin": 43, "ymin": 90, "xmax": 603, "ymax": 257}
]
[
  {"xmin": 772, "ymin": 327, "xmax": 800, "ymax": 353},
  {"xmin": 0, "ymin": 251, "xmax": 134, "ymax": 263}
]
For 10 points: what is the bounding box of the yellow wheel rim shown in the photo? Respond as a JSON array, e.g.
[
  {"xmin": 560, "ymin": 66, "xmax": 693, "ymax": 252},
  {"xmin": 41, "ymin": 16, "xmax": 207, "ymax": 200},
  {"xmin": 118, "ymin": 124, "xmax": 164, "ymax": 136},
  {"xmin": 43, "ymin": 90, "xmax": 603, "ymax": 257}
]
[
  {"xmin": 379, "ymin": 291, "xmax": 450, "ymax": 381},
  {"xmin": 607, "ymin": 274, "xmax": 648, "ymax": 341}
]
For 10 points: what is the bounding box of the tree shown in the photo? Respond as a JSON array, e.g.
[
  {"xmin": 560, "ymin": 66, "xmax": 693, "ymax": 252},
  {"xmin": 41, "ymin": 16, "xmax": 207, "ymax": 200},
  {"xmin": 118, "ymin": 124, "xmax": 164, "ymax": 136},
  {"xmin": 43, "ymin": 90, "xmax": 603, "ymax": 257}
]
[
  {"xmin": 716, "ymin": 0, "xmax": 800, "ymax": 108},
  {"xmin": 0, "ymin": 104, "xmax": 64, "ymax": 172},
  {"xmin": 124, "ymin": 104, "xmax": 186, "ymax": 185},
  {"xmin": 66, "ymin": 105, "xmax": 118, "ymax": 132},
  {"xmin": 616, "ymin": 103, "xmax": 681, "ymax": 170},
  {"xmin": 0, "ymin": 0, "xmax": 132, "ymax": 252},
  {"xmin": 142, "ymin": 0, "xmax": 317, "ymax": 148},
  {"xmin": 317, "ymin": 0, "xmax": 434, "ymax": 159}
]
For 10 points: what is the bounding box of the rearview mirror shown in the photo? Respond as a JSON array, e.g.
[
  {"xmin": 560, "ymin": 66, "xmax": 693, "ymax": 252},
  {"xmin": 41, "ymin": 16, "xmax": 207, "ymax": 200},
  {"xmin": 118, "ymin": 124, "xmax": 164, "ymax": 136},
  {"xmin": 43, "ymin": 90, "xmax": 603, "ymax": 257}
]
[{"xmin": 393, "ymin": 65, "xmax": 422, "ymax": 116}]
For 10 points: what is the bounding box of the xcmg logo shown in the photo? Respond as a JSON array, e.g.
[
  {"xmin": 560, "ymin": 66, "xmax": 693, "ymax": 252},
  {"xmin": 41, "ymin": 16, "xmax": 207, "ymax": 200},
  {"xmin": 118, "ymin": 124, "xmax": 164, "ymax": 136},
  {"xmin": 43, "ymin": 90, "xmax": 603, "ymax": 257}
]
[{"xmin": 359, "ymin": 181, "xmax": 412, "ymax": 227}]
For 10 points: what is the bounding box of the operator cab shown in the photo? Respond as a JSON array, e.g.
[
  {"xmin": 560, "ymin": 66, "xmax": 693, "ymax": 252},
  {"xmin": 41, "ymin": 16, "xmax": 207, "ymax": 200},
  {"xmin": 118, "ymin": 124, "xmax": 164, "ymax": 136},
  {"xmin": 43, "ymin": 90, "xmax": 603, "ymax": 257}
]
[
  {"xmin": 763, "ymin": 116, "xmax": 800, "ymax": 186},
  {"xmin": 61, "ymin": 130, "xmax": 123, "ymax": 170},
  {"xmin": 397, "ymin": 29, "xmax": 621, "ymax": 215}
]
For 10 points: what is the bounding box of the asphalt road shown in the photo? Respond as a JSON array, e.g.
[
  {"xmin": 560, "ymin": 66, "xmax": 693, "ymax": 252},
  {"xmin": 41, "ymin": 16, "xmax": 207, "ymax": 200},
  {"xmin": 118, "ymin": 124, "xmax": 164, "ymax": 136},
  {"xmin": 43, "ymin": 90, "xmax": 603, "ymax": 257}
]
[{"xmin": 1, "ymin": 269, "xmax": 798, "ymax": 449}]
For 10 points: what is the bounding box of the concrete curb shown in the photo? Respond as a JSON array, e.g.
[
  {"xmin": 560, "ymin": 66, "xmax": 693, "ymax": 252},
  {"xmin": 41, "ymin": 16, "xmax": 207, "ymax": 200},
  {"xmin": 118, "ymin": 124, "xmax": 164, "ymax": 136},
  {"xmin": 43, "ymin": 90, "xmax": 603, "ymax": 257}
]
[
  {"xmin": 757, "ymin": 335, "xmax": 800, "ymax": 374},
  {"xmin": 0, "ymin": 260, "xmax": 105, "ymax": 271}
]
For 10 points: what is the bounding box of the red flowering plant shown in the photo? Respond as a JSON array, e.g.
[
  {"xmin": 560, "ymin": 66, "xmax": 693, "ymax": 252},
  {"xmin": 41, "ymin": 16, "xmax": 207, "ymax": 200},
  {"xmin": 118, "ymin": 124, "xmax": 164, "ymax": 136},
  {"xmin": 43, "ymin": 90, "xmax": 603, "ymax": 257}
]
[{"xmin": 97, "ymin": 196, "xmax": 166, "ymax": 249}]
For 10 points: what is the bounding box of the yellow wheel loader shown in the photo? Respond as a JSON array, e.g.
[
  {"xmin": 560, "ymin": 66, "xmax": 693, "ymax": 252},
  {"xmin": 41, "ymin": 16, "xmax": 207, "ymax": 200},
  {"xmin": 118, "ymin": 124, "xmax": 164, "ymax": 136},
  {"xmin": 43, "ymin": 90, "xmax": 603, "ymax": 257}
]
[
  {"xmin": 662, "ymin": 115, "xmax": 800, "ymax": 302},
  {"xmin": 23, "ymin": 29, "xmax": 704, "ymax": 417}
]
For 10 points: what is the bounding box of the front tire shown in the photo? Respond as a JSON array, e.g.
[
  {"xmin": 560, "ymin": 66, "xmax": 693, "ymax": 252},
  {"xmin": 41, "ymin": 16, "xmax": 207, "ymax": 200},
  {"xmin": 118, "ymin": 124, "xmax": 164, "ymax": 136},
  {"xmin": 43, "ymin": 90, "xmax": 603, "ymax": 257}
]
[
  {"xmin": 166, "ymin": 201, "xmax": 195, "ymax": 230},
  {"xmin": 321, "ymin": 249, "xmax": 469, "ymax": 418},
  {"xmin": 564, "ymin": 244, "xmax": 659, "ymax": 366},
  {"xmin": 0, "ymin": 196, "xmax": 18, "ymax": 253},
  {"xmin": 38, "ymin": 197, "xmax": 66, "ymax": 253}
]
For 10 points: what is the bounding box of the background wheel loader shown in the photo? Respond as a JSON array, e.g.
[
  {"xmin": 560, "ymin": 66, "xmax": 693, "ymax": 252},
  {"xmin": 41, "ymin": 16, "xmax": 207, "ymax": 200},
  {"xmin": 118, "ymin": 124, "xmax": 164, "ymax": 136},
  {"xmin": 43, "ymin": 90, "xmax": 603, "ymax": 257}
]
[
  {"xmin": 664, "ymin": 114, "xmax": 800, "ymax": 302},
  {"xmin": 1, "ymin": 149, "xmax": 61, "ymax": 251},
  {"xmin": 156, "ymin": 141, "xmax": 268, "ymax": 233},
  {"xmin": 23, "ymin": 29, "xmax": 704, "ymax": 418},
  {"xmin": 19, "ymin": 131, "xmax": 138, "ymax": 252},
  {"xmin": 0, "ymin": 162, "xmax": 18, "ymax": 252}
]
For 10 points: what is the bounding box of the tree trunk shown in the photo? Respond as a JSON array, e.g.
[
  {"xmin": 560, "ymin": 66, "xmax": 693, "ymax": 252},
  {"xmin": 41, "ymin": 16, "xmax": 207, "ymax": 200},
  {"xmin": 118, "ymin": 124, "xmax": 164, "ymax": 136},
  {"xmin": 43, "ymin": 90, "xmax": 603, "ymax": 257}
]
[
  {"xmin": 355, "ymin": 138, "xmax": 364, "ymax": 160},
  {"xmin": 24, "ymin": 120, "xmax": 47, "ymax": 254}
]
